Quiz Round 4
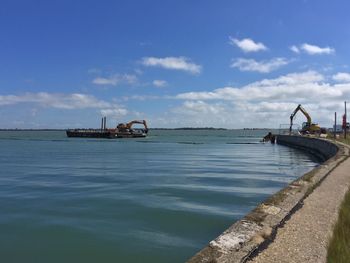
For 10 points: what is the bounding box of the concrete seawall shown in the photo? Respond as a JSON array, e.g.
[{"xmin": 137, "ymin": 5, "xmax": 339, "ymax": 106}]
[
  {"xmin": 276, "ymin": 135, "xmax": 338, "ymax": 161},
  {"xmin": 188, "ymin": 135, "xmax": 348, "ymax": 263}
]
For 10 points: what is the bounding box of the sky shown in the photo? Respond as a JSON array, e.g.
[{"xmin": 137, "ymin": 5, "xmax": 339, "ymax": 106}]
[{"xmin": 1, "ymin": 0, "xmax": 350, "ymax": 129}]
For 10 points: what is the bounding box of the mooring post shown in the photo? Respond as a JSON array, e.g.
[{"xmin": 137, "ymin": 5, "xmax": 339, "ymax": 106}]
[
  {"xmin": 345, "ymin": 101, "xmax": 347, "ymax": 139},
  {"xmin": 334, "ymin": 112, "xmax": 337, "ymax": 139}
]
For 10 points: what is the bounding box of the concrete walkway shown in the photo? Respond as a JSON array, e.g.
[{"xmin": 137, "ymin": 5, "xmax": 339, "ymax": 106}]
[{"xmin": 248, "ymin": 155, "xmax": 350, "ymax": 263}]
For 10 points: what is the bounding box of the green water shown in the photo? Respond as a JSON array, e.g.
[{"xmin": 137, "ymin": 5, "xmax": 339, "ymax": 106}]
[{"xmin": 0, "ymin": 130, "xmax": 319, "ymax": 262}]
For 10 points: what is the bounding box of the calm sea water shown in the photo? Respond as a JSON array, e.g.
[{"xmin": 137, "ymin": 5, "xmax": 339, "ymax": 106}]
[{"xmin": 0, "ymin": 130, "xmax": 319, "ymax": 263}]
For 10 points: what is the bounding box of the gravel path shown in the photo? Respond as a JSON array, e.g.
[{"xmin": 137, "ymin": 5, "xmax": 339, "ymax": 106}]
[{"xmin": 248, "ymin": 156, "xmax": 350, "ymax": 263}]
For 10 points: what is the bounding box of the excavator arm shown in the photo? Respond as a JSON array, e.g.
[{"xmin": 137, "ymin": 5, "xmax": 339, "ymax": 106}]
[
  {"xmin": 117, "ymin": 120, "xmax": 148, "ymax": 133},
  {"xmin": 126, "ymin": 120, "xmax": 147, "ymax": 130},
  {"xmin": 290, "ymin": 104, "xmax": 312, "ymax": 132},
  {"xmin": 289, "ymin": 104, "xmax": 320, "ymax": 134},
  {"xmin": 290, "ymin": 104, "xmax": 312, "ymax": 123}
]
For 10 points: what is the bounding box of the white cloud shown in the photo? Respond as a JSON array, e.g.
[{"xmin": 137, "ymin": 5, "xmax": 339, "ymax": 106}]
[
  {"xmin": 141, "ymin": 56, "xmax": 202, "ymax": 74},
  {"xmin": 231, "ymin": 57, "xmax": 290, "ymax": 73},
  {"xmin": 301, "ymin": 43, "xmax": 335, "ymax": 55},
  {"xmin": 123, "ymin": 74, "xmax": 138, "ymax": 83},
  {"xmin": 124, "ymin": 95, "xmax": 160, "ymax": 101},
  {"xmin": 93, "ymin": 77, "xmax": 116, "ymax": 85},
  {"xmin": 171, "ymin": 101, "xmax": 229, "ymax": 127},
  {"xmin": 153, "ymin": 80, "xmax": 168, "ymax": 88},
  {"xmin": 229, "ymin": 37, "xmax": 267, "ymax": 53},
  {"xmin": 174, "ymin": 100, "xmax": 225, "ymax": 115},
  {"xmin": 176, "ymin": 71, "xmax": 330, "ymax": 101},
  {"xmin": 332, "ymin": 72, "xmax": 350, "ymax": 83},
  {"xmin": 92, "ymin": 74, "xmax": 138, "ymax": 86},
  {"xmin": 170, "ymin": 70, "xmax": 349, "ymax": 128},
  {"xmin": 291, "ymin": 43, "xmax": 335, "ymax": 55},
  {"xmin": 290, "ymin": 45, "xmax": 300, "ymax": 53},
  {"xmin": 253, "ymin": 70, "xmax": 324, "ymax": 86},
  {"xmin": 0, "ymin": 92, "xmax": 112, "ymax": 109},
  {"xmin": 0, "ymin": 91, "xmax": 131, "ymax": 116},
  {"xmin": 3, "ymin": 71, "xmax": 348, "ymax": 129},
  {"xmin": 100, "ymin": 108, "xmax": 128, "ymax": 117}
]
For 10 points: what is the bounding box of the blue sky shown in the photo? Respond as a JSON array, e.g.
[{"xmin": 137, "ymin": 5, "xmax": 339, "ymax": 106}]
[{"xmin": 1, "ymin": 0, "xmax": 350, "ymax": 128}]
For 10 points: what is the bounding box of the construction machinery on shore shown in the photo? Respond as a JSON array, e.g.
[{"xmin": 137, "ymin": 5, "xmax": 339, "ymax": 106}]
[{"xmin": 289, "ymin": 104, "xmax": 321, "ymax": 134}]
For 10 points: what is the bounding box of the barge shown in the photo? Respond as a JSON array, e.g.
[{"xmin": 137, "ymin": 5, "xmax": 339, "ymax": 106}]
[{"xmin": 66, "ymin": 117, "xmax": 148, "ymax": 139}]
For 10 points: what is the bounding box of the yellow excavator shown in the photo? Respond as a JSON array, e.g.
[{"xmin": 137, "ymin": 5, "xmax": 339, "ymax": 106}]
[
  {"xmin": 116, "ymin": 120, "xmax": 148, "ymax": 134},
  {"xmin": 289, "ymin": 104, "xmax": 321, "ymax": 134}
]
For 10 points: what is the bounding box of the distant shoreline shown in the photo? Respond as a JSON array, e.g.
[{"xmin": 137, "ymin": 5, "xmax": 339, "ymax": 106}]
[{"xmin": 0, "ymin": 127, "xmax": 274, "ymax": 131}]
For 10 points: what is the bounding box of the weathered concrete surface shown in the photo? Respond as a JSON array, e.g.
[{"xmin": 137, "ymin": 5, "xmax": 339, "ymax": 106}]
[
  {"xmin": 248, "ymin": 142, "xmax": 350, "ymax": 263},
  {"xmin": 187, "ymin": 136, "xmax": 348, "ymax": 263},
  {"xmin": 277, "ymin": 135, "xmax": 339, "ymax": 161}
]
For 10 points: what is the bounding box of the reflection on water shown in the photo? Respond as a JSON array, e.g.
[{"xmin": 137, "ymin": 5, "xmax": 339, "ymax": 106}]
[{"xmin": 0, "ymin": 130, "xmax": 319, "ymax": 263}]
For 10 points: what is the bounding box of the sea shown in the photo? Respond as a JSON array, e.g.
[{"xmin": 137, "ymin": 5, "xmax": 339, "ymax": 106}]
[{"xmin": 0, "ymin": 130, "xmax": 320, "ymax": 263}]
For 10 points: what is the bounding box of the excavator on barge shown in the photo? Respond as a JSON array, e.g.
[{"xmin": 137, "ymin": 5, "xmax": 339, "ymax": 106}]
[
  {"xmin": 115, "ymin": 120, "xmax": 148, "ymax": 138},
  {"xmin": 66, "ymin": 118, "xmax": 148, "ymax": 138}
]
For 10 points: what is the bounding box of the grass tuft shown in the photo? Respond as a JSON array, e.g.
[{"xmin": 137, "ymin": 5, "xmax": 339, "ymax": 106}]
[
  {"xmin": 326, "ymin": 133, "xmax": 350, "ymax": 263},
  {"xmin": 327, "ymin": 188, "xmax": 350, "ymax": 263}
]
